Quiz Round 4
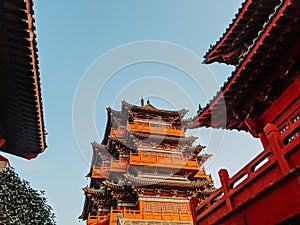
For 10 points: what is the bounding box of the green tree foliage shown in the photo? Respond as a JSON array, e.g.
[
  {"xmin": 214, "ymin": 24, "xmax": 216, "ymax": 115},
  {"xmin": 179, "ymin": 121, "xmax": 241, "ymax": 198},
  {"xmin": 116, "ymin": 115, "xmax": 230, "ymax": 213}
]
[{"xmin": 0, "ymin": 168, "xmax": 56, "ymax": 225}]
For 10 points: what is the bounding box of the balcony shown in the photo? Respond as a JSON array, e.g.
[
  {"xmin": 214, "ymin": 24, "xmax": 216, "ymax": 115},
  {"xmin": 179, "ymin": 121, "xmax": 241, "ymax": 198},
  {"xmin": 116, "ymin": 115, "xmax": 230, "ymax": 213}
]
[
  {"xmin": 91, "ymin": 159, "xmax": 128, "ymax": 178},
  {"xmin": 91, "ymin": 164, "xmax": 110, "ymax": 179},
  {"xmin": 110, "ymin": 159, "xmax": 128, "ymax": 172},
  {"xmin": 87, "ymin": 214, "xmax": 109, "ymax": 225},
  {"xmin": 127, "ymin": 121, "xmax": 184, "ymax": 137},
  {"xmin": 110, "ymin": 209, "xmax": 193, "ymax": 224},
  {"xmin": 130, "ymin": 151, "xmax": 199, "ymax": 170},
  {"xmin": 110, "ymin": 127, "xmax": 126, "ymax": 138}
]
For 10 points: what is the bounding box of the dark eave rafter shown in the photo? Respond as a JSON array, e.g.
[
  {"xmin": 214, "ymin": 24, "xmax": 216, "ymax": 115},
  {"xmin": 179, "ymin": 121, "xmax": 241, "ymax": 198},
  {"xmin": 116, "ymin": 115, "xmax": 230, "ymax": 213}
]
[
  {"xmin": 204, "ymin": 0, "xmax": 281, "ymax": 65},
  {"xmin": 193, "ymin": 0, "xmax": 300, "ymax": 131},
  {"xmin": 0, "ymin": 0, "xmax": 46, "ymax": 159}
]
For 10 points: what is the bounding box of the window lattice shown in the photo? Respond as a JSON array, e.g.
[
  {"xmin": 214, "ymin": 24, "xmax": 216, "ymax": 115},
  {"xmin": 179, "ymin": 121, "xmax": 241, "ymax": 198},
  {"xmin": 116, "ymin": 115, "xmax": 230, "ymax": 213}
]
[
  {"xmin": 181, "ymin": 204, "xmax": 188, "ymax": 213},
  {"xmin": 168, "ymin": 204, "xmax": 173, "ymax": 213},
  {"xmin": 160, "ymin": 204, "xmax": 166, "ymax": 213},
  {"xmin": 175, "ymin": 204, "xmax": 180, "ymax": 213},
  {"xmin": 145, "ymin": 203, "xmax": 151, "ymax": 213},
  {"xmin": 152, "ymin": 203, "xmax": 158, "ymax": 213}
]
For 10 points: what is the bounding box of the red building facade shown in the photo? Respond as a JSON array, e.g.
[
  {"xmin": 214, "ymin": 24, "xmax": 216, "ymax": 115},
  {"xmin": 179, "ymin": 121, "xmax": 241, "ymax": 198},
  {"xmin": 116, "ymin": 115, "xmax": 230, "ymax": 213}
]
[{"xmin": 192, "ymin": 0, "xmax": 300, "ymax": 224}]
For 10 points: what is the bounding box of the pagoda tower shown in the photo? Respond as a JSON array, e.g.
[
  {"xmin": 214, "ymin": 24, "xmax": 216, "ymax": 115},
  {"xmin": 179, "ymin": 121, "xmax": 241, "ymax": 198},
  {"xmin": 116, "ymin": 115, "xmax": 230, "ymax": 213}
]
[{"xmin": 80, "ymin": 100, "xmax": 214, "ymax": 225}]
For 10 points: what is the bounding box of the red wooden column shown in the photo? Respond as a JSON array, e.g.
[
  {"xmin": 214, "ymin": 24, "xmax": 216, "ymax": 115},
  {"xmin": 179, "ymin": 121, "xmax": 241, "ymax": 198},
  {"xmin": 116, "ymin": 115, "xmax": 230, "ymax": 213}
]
[
  {"xmin": 190, "ymin": 197, "xmax": 199, "ymax": 225},
  {"xmin": 263, "ymin": 123, "xmax": 291, "ymax": 175},
  {"xmin": 0, "ymin": 139, "xmax": 6, "ymax": 147},
  {"xmin": 218, "ymin": 169, "xmax": 234, "ymax": 210}
]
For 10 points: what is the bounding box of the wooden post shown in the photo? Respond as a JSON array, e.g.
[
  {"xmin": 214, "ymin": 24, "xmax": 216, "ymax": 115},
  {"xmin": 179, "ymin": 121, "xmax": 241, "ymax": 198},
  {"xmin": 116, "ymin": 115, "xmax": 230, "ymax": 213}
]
[
  {"xmin": 218, "ymin": 169, "xmax": 234, "ymax": 211},
  {"xmin": 263, "ymin": 123, "xmax": 290, "ymax": 175},
  {"xmin": 190, "ymin": 197, "xmax": 198, "ymax": 225}
]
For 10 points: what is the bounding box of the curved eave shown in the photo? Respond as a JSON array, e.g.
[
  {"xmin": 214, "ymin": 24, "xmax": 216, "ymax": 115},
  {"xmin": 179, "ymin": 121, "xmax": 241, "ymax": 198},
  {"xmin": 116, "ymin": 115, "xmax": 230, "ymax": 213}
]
[
  {"xmin": 194, "ymin": 0, "xmax": 300, "ymax": 131},
  {"xmin": 0, "ymin": 0, "xmax": 46, "ymax": 159},
  {"xmin": 101, "ymin": 108, "xmax": 113, "ymax": 145},
  {"xmin": 79, "ymin": 194, "xmax": 91, "ymax": 220},
  {"xmin": 103, "ymin": 180, "xmax": 124, "ymax": 190},
  {"xmin": 83, "ymin": 187, "xmax": 104, "ymax": 196},
  {"xmin": 202, "ymin": 188, "xmax": 216, "ymax": 195},
  {"xmin": 125, "ymin": 174, "xmax": 210, "ymax": 188},
  {"xmin": 204, "ymin": 0, "xmax": 281, "ymax": 65},
  {"xmin": 91, "ymin": 141, "xmax": 106, "ymax": 149}
]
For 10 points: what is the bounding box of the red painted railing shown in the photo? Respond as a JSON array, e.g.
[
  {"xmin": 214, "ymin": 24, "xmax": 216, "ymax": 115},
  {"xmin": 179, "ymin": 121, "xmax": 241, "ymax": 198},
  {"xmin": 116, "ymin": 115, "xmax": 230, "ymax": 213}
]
[
  {"xmin": 0, "ymin": 139, "xmax": 6, "ymax": 147},
  {"xmin": 194, "ymin": 123, "xmax": 300, "ymax": 225},
  {"xmin": 87, "ymin": 214, "xmax": 109, "ymax": 225},
  {"xmin": 91, "ymin": 158, "xmax": 128, "ymax": 178},
  {"xmin": 110, "ymin": 209, "xmax": 193, "ymax": 223}
]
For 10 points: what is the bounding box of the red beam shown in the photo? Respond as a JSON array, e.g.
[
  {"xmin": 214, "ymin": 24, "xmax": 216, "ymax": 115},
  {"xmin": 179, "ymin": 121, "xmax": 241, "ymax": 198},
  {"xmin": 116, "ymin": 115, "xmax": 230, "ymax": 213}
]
[
  {"xmin": 193, "ymin": 0, "xmax": 293, "ymax": 129},
  {"xmin": 0, "ymin": 139, "xmax": 6, "ymax": 148},
  {"xmin": 194, "ymin": 123, "xmax": 300, "ymax": 225}
]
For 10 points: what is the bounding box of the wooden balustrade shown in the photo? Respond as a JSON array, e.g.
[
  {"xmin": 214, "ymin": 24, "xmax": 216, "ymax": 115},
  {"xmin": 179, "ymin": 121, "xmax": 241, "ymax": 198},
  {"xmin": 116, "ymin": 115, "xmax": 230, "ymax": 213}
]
[
  {"xmin": 110, "ymin": 159, "xmax": 128, "ymax": 172},
  {"xmin": 110, "ymin": 209, "xmax": 193, "ymax": 222},
  {"xmin": 127, "ymin": 122, "xmax": 184, "ymax": 137},
  {"xmin": 194, "ymin": 123, "xmax": 300, "ymax": 225},
  {"xmin": 279, "ymin": 114, "xmax": 300, "ymax": 146},
  {"xmin": 87, "ymin": 214, "xmax": 109, "ymax": 225},
  {"xmin": 110, "ymin": 127, "xmax": 126, "ymax": 138},
  {"xmin": 91, "ymin": 164, "xmax": 110, "ymax": 179},
  {"xmin": 92, "ymin": 159, "xmax": 128, "ymax": 177},
  {"xmin": 130, "ymin": 151, "xmax": 198, "ymax": 169},
  {"xmin": 88, "ymin": 204, "xmax": 193, "ymax": 223}
]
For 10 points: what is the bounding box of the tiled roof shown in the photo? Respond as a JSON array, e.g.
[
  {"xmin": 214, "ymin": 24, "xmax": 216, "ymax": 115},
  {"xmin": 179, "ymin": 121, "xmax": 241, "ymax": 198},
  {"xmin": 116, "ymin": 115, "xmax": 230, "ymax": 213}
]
[
  {"xmin": 0, "ymin": 0, "xmax": 46, "ymax": 159},
  {"xmin": 204, "ymin": 0, "xmax": 281, "ymax": 65},
  {"xmin": 125, "ymin": 173, "xmax": 211, "ymax": 188},
  {"xmin": 193, "ymin": 0, "xmax": 300, "ymax": 131},
  {"xmin": 122, "ymin": 100, "xmax": 189, "ymax": 118}
]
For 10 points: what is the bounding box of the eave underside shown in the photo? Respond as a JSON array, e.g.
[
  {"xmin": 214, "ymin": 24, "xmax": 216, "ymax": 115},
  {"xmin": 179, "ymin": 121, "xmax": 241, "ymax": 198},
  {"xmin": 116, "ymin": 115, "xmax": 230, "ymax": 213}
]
[
  {"xmin": 193, "ymin": 0, "xmax": 300, "ymax": 131},
  {"xmin": 0, "ymin": 0, "xmax": 46, "ymax": 159},
  {"xmin": 204, "ymin": 0, "xmax": 281, "ymax": 65}
]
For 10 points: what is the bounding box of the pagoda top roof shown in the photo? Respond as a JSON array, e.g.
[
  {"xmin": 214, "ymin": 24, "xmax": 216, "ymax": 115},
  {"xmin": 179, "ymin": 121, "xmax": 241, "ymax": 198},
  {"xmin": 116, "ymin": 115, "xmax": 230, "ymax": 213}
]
[
  {"xmin": 193, "ymin": 0, "xmax": 300, "ymax": 131},
  {"xmin": 122, "ymin": 100, "xmax": 189, "ymax": 118},
  {"xmin": 103, "ymin": 100, "xmax": 190, "ymax": 144},
  {"xmin": 91, "ymin": 141, "xmax": 106, "ymax": 149},
  {"xmin": 203, "ymin": 0, "xmax": 281, "ymax": 65},
  {"xmin": 0, "ymin": 0, "xmax": 46, "ymax": 159}
]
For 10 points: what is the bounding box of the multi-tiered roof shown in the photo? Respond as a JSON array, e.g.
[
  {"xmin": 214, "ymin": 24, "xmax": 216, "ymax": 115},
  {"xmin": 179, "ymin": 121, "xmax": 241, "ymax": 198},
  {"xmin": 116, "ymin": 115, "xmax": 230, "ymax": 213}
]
[{"xmin": 80, "ymin": 100, "xmax": 214, "ymax": 225}]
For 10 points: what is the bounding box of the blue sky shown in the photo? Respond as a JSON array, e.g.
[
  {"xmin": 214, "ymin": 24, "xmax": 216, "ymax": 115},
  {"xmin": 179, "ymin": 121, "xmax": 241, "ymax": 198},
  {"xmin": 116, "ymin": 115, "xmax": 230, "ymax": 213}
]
[{"xmin": 3, "ymin": 1, "xmax": 263, "ymax": 224}]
